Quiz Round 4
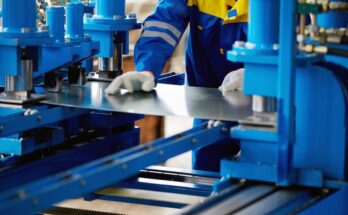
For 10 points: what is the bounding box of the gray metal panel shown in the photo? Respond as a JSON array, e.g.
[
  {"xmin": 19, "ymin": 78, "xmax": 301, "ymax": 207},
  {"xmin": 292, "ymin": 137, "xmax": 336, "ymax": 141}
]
[{"xmin": 42, "ymin": 82, "xmax": 252, "ymax": 121}]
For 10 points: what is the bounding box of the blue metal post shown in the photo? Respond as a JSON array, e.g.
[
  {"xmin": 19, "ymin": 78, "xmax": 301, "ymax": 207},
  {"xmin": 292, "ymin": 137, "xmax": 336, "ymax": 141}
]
[
  {"xmin": 248, "ymin": 0, "xmax": 280, "ymax": 53},
  {"xmin": 46, "ymin": 6, "xmax": 65, "ymax": 43},
  {"xmin": 65, "ymin": 3, "xmax": 84, "ymax": 41},
  {"xmin": 2, "ymin": 0, "xmax": 37, "ymax": 33},
  {"xmin": 95, "ymin": 0, "xmax": 125, "ymax": 18},
  {"xmin": 277, "ymin": 0, "xmax": 297, "ymax": 185}
]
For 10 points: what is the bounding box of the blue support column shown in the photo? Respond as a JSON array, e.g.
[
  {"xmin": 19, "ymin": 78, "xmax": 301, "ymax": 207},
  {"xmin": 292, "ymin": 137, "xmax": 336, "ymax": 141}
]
[
  {"xmin": 46, "ymin": 6, "xmax": 65, "ymax": 43},
  {"xmin": 248, "ymin": 0, "xmax": 280, "ymax": 54},
  {"xmin": 2, "ymin": 0, "xmax": 37, "ymax": 33},
  {"xmin": 95, "ymin": 0, "xmax": 125, "ymax": 18},
  {"xmin": 277, "ymin": 0, "xmax": 297, "ymax": 185},
  {"xmin": 65, "ymin": 3, "xmax": 85, "ymax": 41}
]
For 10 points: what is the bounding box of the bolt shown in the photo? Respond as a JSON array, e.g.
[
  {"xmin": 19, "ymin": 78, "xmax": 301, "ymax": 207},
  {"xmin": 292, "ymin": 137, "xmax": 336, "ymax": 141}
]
[
  {"xmin": 128, "ymin": 13, "xmax": 136, "ymax": 18},
  {"xmin": 39, "ymin": 25, "xmax": 48, "ymax": 32},
  {"xmin": 113, "ymin": 15, "xmax": 122, "ymax": 20},
  {"xmin": 80, "ymin": 179, "xmax": 87, "ymax": 187},
  {"xmin": 37, "ymin": 116, "xmax": 42, "ymax": 121},
  {"xmin": 85, "ymin": 13, "xmax": 93, "ymax": 18},
  {"xmin": 191, "ymin": 138, "xmax": 198, "ymax": 144},
  {"xmin": 21, "ymin": 28, "xmax": 31, "ymax": 33},
  {"xmin": 234, "ymin": 41, "xmax": 245, "ymax": 48},
  {"xmin": 121, "ymin": 164, "xmax": 128, "ymax": 171},
  {"xmin": 17, "ymin": 190, "xmax": 27, "ymax": 199},
  {"xmin": 0, "ymin": 125, "xmax": 3, "ymax": 131},
  {"xmin": 158, "ymin": 150, "xmax": 164, "ymax": 156},
  {"xmin": 31, "ymin": 198, "xmax": 39, "ymax": 206},
  {"xmin": 221, "ymin": 127, "xmax": 229, "ymax": 133}
]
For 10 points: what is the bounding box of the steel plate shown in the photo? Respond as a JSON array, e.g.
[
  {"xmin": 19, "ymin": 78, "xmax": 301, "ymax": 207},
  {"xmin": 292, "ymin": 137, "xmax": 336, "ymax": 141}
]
[{"xmin": 42, "ymin": 82, "xmax": 252, "ymax": 121}]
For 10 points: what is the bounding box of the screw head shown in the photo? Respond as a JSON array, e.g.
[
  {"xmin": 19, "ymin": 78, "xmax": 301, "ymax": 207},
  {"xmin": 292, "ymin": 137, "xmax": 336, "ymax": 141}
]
[
  {"xmin": 113, "ymin": 15, "xmax": 122, "ymax": 20},
  {"xmin": 121, "ymin": 164, "xmax": 128, "ymax": 171},
  {"xmin": 128, "ymin": 13, "xmax": 136, "ymax": 18},
  {"xmin": 85, "ymin": 13, "xmax": 93, "ymax": 18}
]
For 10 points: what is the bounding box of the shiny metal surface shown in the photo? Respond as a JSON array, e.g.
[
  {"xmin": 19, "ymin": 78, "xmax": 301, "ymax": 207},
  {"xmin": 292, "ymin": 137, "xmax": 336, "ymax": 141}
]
[
  {"xmin": 4, "ymin": 76, "xmax": 15, "ymax": 92},
  {"xmin": 0, "ymin": 93, "xmax": 47, "ymax": 105},
  {"xmin": 239, "ymin": 112, "xmax": 277, "ymax": 130},
  {"xmin": 252, "ymin": 96, "xmax": 277, "ymax": 113},
  {"xmin": 42, "ymin": 82, "xmax": 252, "ymax": 121},
  {"xmin": 5, "ymin": 59, "xmax": 33, "ymax": 92},
  {"xmin": 98, "ymin": 57, "xmax": 115, "ymax": 72}
]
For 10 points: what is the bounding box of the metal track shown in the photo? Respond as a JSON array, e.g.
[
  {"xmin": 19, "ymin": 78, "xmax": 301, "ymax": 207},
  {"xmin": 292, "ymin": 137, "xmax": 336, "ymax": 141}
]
[
  {"xmin": 180, "ymin": 183, "xmax": 330, "ymax": 215},
  {"xmin": 94, "ymin": 187, "xmax": 204, "ymax": 209},
  {"xmin": 43, "ymin": 206, "xmax": 126, "ymax": 215}
]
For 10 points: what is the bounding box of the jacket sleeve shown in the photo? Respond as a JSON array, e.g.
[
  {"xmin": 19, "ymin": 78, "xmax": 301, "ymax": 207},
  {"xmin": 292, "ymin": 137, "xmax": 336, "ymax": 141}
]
[{"xmin": 134, "ymin": 0, "xmax": 189, "ymax": 79}]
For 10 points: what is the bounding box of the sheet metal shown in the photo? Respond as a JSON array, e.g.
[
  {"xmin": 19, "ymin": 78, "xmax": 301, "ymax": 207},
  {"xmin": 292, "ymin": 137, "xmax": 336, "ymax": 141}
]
[{"xmin": 42, "ymin": 82, "xmax": 252, "ymax": 121}]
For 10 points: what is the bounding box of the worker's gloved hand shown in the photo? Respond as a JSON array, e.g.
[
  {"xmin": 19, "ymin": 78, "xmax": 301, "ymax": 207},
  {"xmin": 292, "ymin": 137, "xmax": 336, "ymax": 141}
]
[
  {"xmin": 218, "ymin": 68, "xmax": 244, "ymax": 95},
  {"xmin": 105, "ymin": 71, "xmax": 155, "ymax": 95}
]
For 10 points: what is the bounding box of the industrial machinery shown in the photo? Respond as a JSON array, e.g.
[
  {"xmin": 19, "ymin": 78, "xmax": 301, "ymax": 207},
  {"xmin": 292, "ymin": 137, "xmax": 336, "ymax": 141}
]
[
  {"xmin": 0, "ymin": 0, "xmax": 347, "ymax": 214},
  {"xmin": 84, "ymin": 0, "xmax": 141, "ymax": 81}
]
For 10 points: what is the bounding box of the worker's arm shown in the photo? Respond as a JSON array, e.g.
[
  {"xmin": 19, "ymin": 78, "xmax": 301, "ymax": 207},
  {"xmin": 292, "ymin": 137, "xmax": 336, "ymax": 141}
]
[
  {"xmin": 134, "ymin": 0, "xmax": 189, "ymax": 78},
  {"xmin": 105, "ymin": 0, "xmax": 189, "ymax": 95}
]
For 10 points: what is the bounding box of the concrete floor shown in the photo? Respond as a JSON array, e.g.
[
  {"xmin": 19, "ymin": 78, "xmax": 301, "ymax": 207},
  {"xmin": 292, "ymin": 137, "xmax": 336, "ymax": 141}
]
[{"xmin": 58, "ymin": 116, "xmax": 195, "ymax": 214}]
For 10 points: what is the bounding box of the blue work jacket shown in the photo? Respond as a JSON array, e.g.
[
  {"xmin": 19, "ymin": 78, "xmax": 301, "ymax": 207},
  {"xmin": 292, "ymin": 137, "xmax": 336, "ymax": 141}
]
[{"xmin": 135, "ymin": 0, "xmax": 248, "ymax": 88}]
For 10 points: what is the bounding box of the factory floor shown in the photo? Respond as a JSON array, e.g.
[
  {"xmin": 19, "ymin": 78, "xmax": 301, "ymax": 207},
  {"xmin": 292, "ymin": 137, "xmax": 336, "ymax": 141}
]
[{"xmin": 57, "ymin": 116, "xmax": 194, "ymax": 215}]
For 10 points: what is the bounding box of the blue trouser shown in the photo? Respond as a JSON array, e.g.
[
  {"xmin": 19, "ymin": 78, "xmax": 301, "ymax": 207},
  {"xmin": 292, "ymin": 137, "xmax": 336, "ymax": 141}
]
[{"xmin": 192, "ymin": 119, "xmax": 240, "ymax": 172}]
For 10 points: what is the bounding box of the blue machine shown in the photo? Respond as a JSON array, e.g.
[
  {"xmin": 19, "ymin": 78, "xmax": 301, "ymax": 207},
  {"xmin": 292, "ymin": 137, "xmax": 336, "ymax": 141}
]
[
  {"xmin": 0, "ymin": 0, "xmax": 347, "ymax": 214},
  {"xmin": 225, "ymin": 0, "xmax": 348, "ymax": 188},
  {"xmin": 84, "ymin": 0, "xmax": 141, "ymax": 81}
]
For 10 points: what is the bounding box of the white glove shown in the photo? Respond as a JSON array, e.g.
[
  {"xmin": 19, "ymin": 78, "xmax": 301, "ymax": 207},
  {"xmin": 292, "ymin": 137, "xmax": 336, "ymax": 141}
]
[
  {"xmin": 105, "ymin": 71, "xmax": 155, "ymax": 95},
  {"xmin": 218, "ymin": 68, "xmax": 244, "ymax": 95}
]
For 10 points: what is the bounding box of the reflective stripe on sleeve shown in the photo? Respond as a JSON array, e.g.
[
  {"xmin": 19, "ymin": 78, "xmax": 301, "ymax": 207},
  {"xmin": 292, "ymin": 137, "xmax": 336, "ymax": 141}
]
[
  {"xmin": 141, "ymin": 30, "xmax": 177, "ymax": 47},
  {"xmin": 144, "ymin": 21, "xmax": 182, "ymax": 39}
]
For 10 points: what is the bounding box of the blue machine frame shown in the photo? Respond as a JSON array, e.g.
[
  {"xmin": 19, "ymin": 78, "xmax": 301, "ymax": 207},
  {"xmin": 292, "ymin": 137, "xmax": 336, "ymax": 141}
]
[
  {"xmin": 0, "ymin": 0, "xmax": 347, "ymax": 214},
  {"xmin": 225, "ymin": 0, "xmax": 348, "ymax": 189}
]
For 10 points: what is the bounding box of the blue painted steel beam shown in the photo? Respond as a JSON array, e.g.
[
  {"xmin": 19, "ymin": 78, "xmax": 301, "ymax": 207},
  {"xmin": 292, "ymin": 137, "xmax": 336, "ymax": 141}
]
[
  {"xmin": 0, "ymin": 107, "xmax": 89, "ymax": 137},
  {"xmin": 0, "ymin": 128, "xmax": 139, "ymax": 193},
  {"xmin": 0, "ymin": 123, "xmax": 231, "ymax": 214},
  {"xmin": 276, "ymin": 0, "xmax": 297, "ymax": 186},
  {"xmin": 300, "ymin": 187, "xmax": 348, "ymax": 215},
  {"xmin": 0, "ymin": 126, "xmax": 65, "ymax": 155}
]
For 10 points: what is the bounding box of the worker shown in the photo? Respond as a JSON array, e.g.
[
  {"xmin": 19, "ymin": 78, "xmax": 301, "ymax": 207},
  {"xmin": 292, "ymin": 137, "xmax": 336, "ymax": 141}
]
[{"xmin": 105, "ymin": 0, "xmax": 248, "ymax": 172}]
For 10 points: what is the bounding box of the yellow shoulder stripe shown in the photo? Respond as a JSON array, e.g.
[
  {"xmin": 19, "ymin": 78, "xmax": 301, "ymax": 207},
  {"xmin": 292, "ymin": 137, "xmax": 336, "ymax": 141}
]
[
  {"xmin": 187, "ymin": 0, "xmax": 228, "ymax": 19},
  {"xmin": 187, "ymin": 0, "xmax": 248, "ymax": 24}
]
